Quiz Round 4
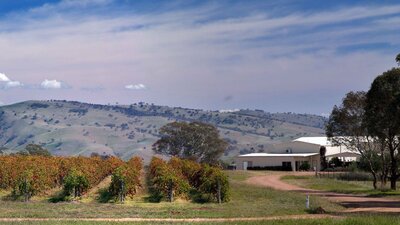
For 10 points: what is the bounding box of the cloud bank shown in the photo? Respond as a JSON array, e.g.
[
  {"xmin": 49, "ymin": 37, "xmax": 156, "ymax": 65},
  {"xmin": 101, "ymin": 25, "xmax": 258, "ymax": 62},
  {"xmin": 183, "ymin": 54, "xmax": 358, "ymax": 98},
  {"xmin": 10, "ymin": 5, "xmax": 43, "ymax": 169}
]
[{"xmin": 0, "ymin": 73, "xmax": 23, "ymax": 89}]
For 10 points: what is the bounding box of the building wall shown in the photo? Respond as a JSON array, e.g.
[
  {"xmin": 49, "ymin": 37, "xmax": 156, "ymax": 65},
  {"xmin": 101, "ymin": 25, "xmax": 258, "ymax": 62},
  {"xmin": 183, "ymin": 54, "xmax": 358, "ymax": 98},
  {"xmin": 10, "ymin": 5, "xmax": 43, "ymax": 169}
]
[
  {"xmin": 235, "ymin": 156, "xmax": 294, "ymax": 170},
  {"xmin": 235, "ymin": 155, "xmax": 320, "ymax": 171}
]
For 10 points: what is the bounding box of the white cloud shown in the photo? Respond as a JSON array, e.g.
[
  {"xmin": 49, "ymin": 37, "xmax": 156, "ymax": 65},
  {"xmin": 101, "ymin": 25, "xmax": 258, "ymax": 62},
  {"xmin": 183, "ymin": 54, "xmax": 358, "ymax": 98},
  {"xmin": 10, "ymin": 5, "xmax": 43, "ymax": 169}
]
[
  {"xmin": 125, "ymin": 84, "xmax": 147, "ymax": 90},
  {"xmin": 0, "ymin": 73, "xmax": 11, "ymax": 82},
  {"xmin": 0, "ymin": 73, "xmax": 23, "ymax": 89},
  {"xmin": 40, "ymin": 79, "xmax": 62, "ymax": 89},
  {"xmin": 0, "ymin": 101, "xmax": 4, "ymax": 106}
]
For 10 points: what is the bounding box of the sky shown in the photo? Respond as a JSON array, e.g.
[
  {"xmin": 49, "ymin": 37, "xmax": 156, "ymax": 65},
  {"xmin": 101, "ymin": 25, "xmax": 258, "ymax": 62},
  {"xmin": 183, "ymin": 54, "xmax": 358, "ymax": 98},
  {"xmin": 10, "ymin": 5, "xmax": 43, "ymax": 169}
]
[{"xmin": 0, "ymin": 0, "xmax": 399, "ymax": 115}]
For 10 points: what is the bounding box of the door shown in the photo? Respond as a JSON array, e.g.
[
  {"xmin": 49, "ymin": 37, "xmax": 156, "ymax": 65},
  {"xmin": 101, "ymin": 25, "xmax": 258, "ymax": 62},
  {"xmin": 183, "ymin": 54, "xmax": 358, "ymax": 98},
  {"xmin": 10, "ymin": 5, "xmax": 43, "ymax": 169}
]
[
  {"xmin": 243, "ymin": 161, "xmax": 248, "ymax": 170},
  {"xmin": 282, "ymin": 161, "xmax": 292, "ymax": 171}
]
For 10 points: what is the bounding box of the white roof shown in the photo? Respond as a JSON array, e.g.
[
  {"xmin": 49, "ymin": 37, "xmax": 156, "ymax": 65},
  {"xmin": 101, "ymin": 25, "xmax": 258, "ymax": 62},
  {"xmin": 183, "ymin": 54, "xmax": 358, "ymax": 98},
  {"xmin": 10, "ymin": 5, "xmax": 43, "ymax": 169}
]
[
  {"xmin": 293, "ymin": 137, "xmax": 331, "ymax": 146},
  {"xmin": 238, "ymin": 153, "xmax": 319, "ymax": 157},
  {"xmin": 326, "ymin": 151, "xmax": 360, "ymax": 158}
]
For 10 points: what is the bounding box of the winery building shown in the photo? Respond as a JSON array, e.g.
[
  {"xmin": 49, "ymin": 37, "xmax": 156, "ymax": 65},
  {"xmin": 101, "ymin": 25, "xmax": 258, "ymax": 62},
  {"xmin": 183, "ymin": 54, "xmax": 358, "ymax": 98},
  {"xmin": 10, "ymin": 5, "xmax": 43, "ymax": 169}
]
[{"xmin": 235, "ymin": 137, "xmax": 360, "ymax": 171}]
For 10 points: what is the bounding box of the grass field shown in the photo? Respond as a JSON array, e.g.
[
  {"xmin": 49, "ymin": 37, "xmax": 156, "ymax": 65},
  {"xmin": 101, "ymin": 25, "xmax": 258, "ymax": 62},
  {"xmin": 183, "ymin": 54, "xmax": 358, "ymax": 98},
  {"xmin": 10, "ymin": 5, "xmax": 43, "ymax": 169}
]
[
  {"xmin": 282, "ymin": 175, "xmax": 400, "ymax": 197},
  {"xmin": 0, "ymin": 171, "xmax": 342, "ymax": 219}
]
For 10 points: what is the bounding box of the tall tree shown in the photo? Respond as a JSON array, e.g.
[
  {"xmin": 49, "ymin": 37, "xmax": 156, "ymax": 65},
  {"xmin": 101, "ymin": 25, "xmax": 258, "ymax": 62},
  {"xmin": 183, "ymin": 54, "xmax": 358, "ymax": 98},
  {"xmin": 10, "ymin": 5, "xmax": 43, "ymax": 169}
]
[
  {"xmin": 365, "ymin": 68, "xmax": 400, "ymax": 190},
  {"xmin": 326, "ymin": 91, "xmax": 388, "ymax": 189},
  {"xmin": 396, "ymin": 53, "xmax": 400, "ymax": 66},
  {"xmin": 153, "ymin": 122, "xmax": 228, "ymax": 165}
]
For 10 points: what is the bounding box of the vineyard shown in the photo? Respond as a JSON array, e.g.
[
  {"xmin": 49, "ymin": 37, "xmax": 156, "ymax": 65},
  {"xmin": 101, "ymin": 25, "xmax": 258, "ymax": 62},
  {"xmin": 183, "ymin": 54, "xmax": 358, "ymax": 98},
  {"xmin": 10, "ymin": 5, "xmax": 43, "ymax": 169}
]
[
  {"xmin": 0, "ymin": 155, "xmax": 229, "ymax": 204},
  {"xmin": 149, "ymin": 157, "xmax": 230, "ymax": 203}
]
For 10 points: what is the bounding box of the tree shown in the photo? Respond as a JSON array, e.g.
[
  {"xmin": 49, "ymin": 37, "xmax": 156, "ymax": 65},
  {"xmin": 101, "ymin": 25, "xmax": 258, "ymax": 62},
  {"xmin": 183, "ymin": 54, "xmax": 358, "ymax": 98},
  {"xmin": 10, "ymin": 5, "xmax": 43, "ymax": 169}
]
[
  {"xmin": 365, "ymin": 68, "xmax": 400, "ymax": 190},
  {"xmin": 153, "ymin": 122, "xmax": 228, "ymax": 165},
  {"xmin": 396, "ymin": 53, "xmax": 400, "ymax": 66},
  {"xmin": 326, "ymin": 91, "xmax": 388, "ymax": 189},
  {"xmin": 25, "ymin": 144, "xmax": 51, "ymax": 156}
]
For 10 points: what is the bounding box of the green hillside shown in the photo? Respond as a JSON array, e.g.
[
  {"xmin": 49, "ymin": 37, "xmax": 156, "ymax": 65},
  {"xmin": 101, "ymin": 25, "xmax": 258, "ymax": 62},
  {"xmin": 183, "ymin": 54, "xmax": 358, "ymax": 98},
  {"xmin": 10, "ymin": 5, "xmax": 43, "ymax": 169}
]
[{"xmin": 0, "ymin": 100, "xmax": 326, "ymax": 162}]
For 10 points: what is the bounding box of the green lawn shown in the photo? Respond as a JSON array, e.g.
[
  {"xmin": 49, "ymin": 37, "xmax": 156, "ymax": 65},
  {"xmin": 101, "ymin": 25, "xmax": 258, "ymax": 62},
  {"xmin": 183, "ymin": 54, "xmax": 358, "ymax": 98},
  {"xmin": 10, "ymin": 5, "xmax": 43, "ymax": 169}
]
[
  {"xmin": 1, "ymin": 216, "xmax": 400, "ymax": 225},
  {"xmin": 282, "ymin": 175, "xmax": 400, "ymax": 197},
  {"xmin": 0, "ymin": 171, "xmax": 341, "ymax": 219}
]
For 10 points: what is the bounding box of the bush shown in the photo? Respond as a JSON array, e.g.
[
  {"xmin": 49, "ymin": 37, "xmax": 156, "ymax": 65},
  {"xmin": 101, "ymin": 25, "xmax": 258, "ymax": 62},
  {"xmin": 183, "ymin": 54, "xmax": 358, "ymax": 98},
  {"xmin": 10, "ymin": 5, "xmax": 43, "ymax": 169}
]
[
  {"xmin": 336, "ymin": 172, "xmax": 373, "ymax": 181},
  {"xmin": 63, "ymin": 169, "xmax": 90, "ymax": 198},
  {"xmin": 12, "ymin": 170, "xmax": 35, "ymax": 201},
  {"xmin": 148, "ymin": 157, "xmax": 230, "ymax": 203},
  {"xmin": 149, "ymin": 157, "xmax": 190, "ymax": 202},
  {"xmin": 329, "ymin": 157, "xmax": 343, "ymax": 167},
  {"xmin": 299, "ymin": 162, "xmax": 310, "ymax": 171},
  {"xmin": 109, "ymin": 167, "xmax": 127, "ymax": 202},
  {"xmin": 0, "ymin": 155, "xmax": 124, "ymax": 202},
  {"xmin": 108, "ymin": 157, "xmax": 142, "ymax": 202},
  {"xmin": 199, "ymin": 165, "xmax": 230, "ymax": 203}
]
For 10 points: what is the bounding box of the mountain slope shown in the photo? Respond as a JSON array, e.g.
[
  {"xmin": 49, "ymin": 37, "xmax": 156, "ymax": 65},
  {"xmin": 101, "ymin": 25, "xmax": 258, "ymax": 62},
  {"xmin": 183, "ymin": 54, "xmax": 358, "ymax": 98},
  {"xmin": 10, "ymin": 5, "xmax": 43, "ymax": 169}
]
[{"xmin": 0, "ymin": 100, "xmax": 327, "ymax": 162}]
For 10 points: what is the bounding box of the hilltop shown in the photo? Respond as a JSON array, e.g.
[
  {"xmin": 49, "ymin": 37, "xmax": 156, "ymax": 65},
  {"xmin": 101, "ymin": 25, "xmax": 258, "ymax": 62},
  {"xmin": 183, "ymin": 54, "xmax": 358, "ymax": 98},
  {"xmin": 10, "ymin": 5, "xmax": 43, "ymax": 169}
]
[{"xmin": 0, "ymin": 100, "xmax": 326, "ymax": 162}]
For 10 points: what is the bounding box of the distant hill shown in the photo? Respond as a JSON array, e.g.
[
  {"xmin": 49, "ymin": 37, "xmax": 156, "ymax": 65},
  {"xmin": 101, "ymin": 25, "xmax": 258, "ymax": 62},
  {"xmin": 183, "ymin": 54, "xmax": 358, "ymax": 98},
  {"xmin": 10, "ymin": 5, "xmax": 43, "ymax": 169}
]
[{"xmin": 0, "ymin": 100, "xmax": 327, "ymax": 162}]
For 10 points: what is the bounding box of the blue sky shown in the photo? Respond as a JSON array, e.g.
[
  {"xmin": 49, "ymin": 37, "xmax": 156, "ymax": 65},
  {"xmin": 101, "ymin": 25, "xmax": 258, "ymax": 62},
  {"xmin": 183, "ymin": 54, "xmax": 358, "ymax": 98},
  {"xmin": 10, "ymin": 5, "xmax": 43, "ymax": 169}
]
[{"xmin": 0, "ymin": 0, "xmax": 399, "ymax": 115}]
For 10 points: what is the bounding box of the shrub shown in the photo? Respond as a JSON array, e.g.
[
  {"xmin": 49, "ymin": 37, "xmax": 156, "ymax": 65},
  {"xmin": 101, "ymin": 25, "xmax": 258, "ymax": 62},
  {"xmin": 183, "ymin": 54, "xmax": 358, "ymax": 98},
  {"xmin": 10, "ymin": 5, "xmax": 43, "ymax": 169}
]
[
  {"xmin": 336, "ymin": 172, "xmax": 373, "ymax": 181},
  {"xmin": 199, "ymin": 165, "xmax": 230, "ymax": 203},
  {"xmin": 109, "ymin": 167, "xmax": 127, "ymax": 202},
  {"xmin": 109, "ymin": 157, "xmax": 142, "ymax": 202},
  {"xmin": 299, "ymin": 161, "xmax": 310, "ymax": 171},
  {"xmin": 12, "ymin": 170, "xmax": 35, "ymax": 202},
  {"xmin": 30, "ymin": 103, "xmax": 49, "ymax": 109},
  {"xmin": 63, "ymin": 169, "xmax": 90, "ymax": 198},
  {"xmin": 0, "ymin": 155, "xmax": 123, "ymax": 202},
  {"xmin": 148, "ymin": 157, "xmax": 230, "ymax": 203},
  {"xmin": 329, "ymin": 157, "xmax": 343, "ymax": 167},
  {"xmin": 149, "ymin": 157, "xmax": 190, "ymax": 202}
]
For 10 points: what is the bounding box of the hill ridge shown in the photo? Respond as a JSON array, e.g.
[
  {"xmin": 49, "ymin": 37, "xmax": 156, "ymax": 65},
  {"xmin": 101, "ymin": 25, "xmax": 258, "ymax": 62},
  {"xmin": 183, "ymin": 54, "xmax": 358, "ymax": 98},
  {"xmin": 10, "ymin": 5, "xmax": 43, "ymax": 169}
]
[{"xmin": 0, "ymin": 100, "xmax": 326, "ymax": 162}]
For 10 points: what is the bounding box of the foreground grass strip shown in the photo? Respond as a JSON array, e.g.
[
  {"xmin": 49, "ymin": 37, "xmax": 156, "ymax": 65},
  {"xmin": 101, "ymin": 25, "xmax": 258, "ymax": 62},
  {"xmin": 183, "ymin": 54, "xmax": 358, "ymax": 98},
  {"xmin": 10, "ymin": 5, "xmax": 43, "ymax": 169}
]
[
  {"xmin": 0, "ymin": 182, "xmax": 341, "ymax": 218},
  {"xmin": 0, "ymin": 214, "xmax": 340, "ymax": 222}
]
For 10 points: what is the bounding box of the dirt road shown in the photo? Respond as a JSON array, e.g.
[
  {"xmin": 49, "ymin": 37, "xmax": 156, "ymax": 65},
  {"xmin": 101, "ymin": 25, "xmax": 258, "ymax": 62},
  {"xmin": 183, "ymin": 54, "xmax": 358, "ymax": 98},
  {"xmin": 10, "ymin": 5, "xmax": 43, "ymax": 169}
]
[{"xmin": 246, "ymin": 173, "xmax": 400, "ymax": 213}]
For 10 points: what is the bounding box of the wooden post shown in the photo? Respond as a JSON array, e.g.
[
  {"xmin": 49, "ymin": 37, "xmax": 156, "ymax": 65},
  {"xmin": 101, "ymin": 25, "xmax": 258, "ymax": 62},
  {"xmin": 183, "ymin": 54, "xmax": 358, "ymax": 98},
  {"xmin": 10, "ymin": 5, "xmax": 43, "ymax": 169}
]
[
  {"xmin": 306, "ymin": 194, "xmax": 310, "ymax": 209},
  {"xmin": 168, "ymin": 179, "xmax": 173, "ymax": 202},
  {"xmin": 120, "ymin": 180, "xmax": 125, "ymax": 202},
  {"xmin": 24, "ymin": 177, "xmax": 28, "ymax": 202},
  {"xmin": 217, "ymin": 179, "xmax": 222, "ymax": 204}
]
